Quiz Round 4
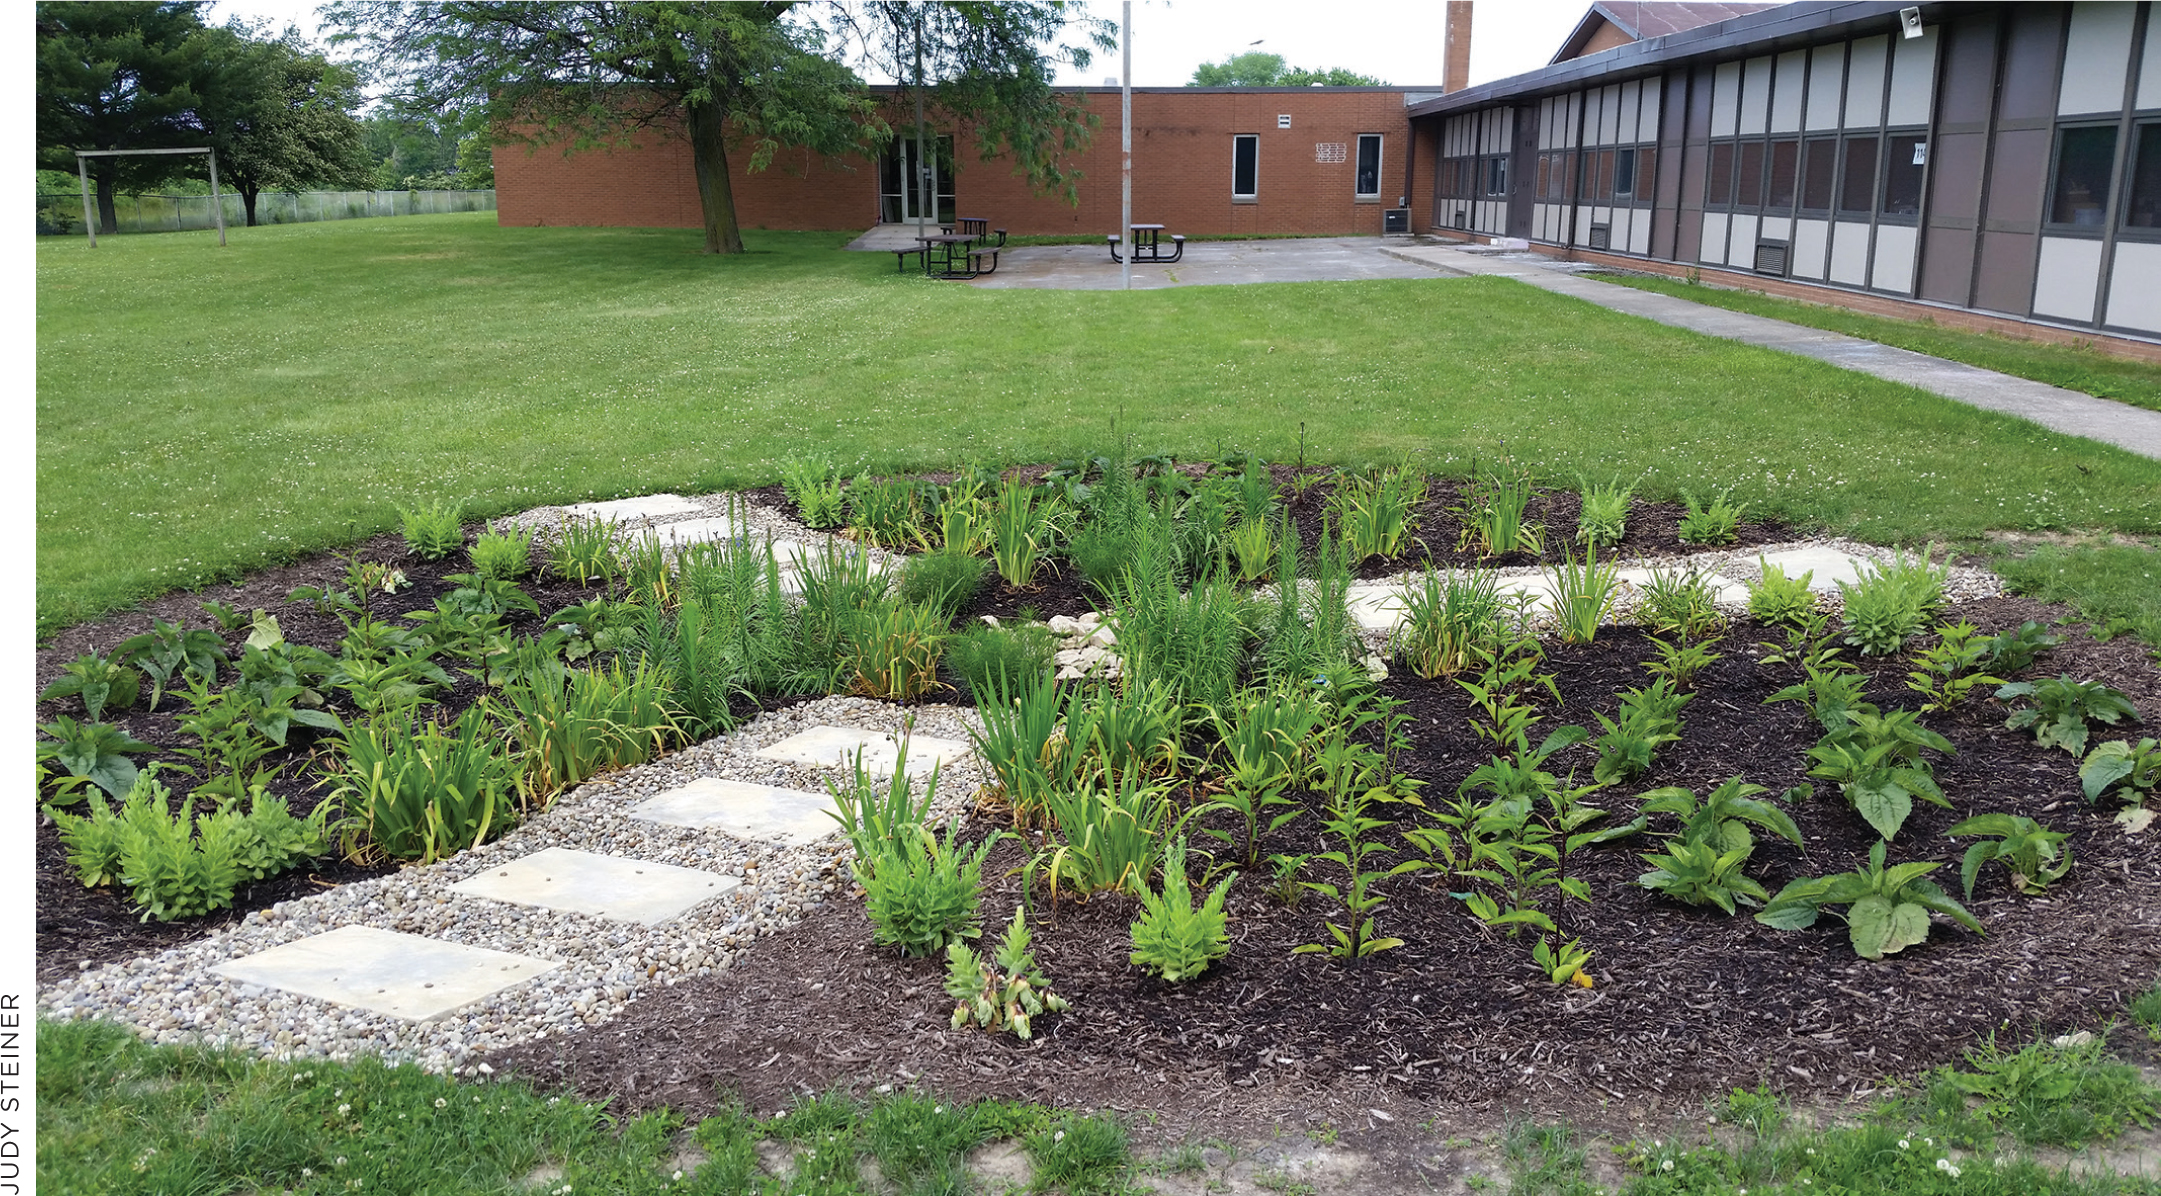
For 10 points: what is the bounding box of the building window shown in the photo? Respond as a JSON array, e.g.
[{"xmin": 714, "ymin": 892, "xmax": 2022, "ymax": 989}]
[
  {"xmin": 1880, "ymin": 133, "xmax": 1926, "ymax": 218},
  {"xmin": 2049, "ymin": 125, "xmax": 2118, "ymax": 227},
  {"xmin": 1355, "ymin": 134, "xmax": 1382, "ymax": 198},
  {"xmin": 1767, "ymin": 139, "xmax": 1799, "ymax": 210},
  {"xmin": 2127, "ymin": 123, "xmax": 2161, "ymax": 229},
  {"xmin": 1484, "ymin": 155, "xmax": 1509, "ymax": 196},
  {"xmin": 1233, "ymin": 134, "xmax": 1259, "ymax": 199},
  {"xmin": 1708, "ymin": 142, "xmax": 1735, "ymax": 207},
  {"xmin": 1613, "ymin": 147, "xmax": 1638, "ymax": 199},
  {"xmin": 1839, "ymin": 136, "xmax": 1879, "ymax": 214},
  {"xmin": 1801, "ymin": 136, "xmax": 1837, "ymax": 211},
  {"xmin": 1736, "ymin": 140, "xmax": 1765, "ymax": 208}
]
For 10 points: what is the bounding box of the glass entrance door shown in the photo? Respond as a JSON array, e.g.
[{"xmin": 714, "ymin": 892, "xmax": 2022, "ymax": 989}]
[{"xmin": 880, "ymin": 135, "xmax": 955, "ymax": 224}]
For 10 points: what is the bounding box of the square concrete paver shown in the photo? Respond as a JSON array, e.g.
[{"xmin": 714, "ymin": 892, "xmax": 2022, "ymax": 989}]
[
  {"xmin": 648, "ymin": 516, "xmax": 748, "ymax": 550},
  {"xmin": 449, "ymin": 846, "xmax": 739, "ymax": 926},
  {"xmin": 1750, "ymin": 547, "xmax": 1873, "ymax": 592},
  {"xmin": 753, "ymin": 725, "xmax": 972, "ymax": 775},
  {"xmin": 631, "ymin": 778, "xmax": 841, "ymax": 845},
  {"xmin": 211, "ymin": 925, "xmax": 559, "ymax": 1022},
  {"xmin": 563, "ymin": 494, "xmax": 702, "ymax": 522},
  {"xmin": 1345, "ymin": 583, "xmax": 1412, "ymax": 635},
  {"xmin": 1612, "ymin": 566, "xmax": 1753, "ymax": 607}
]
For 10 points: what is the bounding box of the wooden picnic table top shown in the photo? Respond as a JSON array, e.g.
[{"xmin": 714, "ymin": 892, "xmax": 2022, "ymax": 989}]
[{"xmin": 915, "ymin": 233, "xmax": 975, "ymax": 244}]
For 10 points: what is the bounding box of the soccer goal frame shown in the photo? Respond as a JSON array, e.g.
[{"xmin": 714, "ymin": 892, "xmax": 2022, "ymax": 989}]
[{"xmin": 74, "ymin": 147, "xmax": 227, "ymax": 247}]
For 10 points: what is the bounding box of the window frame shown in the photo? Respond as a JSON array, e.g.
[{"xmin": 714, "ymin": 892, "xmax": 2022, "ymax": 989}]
[
  {"xmin": 1232, "ymin": 133, "xmax": 1259, "ymax": 202},
  {"xmin": 1837, "ymin": 134, "xmax": 1881, "ymax": 217},
  {"xmin": 2122, "ymin": 118, "xmax": 2161, "ymax": 237},
  {"xmin": 2044, "ymin": 120, "xmax": 2122, "ymax": 234},
  {"xmin": 1876, "ymin": 128, "xmax": 1928, "ymax": 224},
  {"xmin": 1354, "ymin": 133, "xmax": 1383, "ymax": 200}
]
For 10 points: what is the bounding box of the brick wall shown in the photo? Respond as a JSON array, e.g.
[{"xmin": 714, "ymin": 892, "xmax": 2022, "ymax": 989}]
[{"xmin": 494, "ymin": 88, "xmax": 1435, "ymax": 237}]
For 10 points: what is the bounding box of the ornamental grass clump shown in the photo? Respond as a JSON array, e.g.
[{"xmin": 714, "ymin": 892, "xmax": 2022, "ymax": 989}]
[
  {"xmin": 1549, "ymin": 544, "xmax": 1621, "ymax": 644},
  {"xmin": 1130, "ymin": 837, "xmax": 1235, "ymax": 981},
  {"xmin": 988, "ymin": 478, "xmax": 1060, "ymax": 588},
  {"xmin": 947, "ymin": 621, "xmax": 1058, "ymax": 702},
  {"xmin": 1454, "ymin": 454, "xmax": 1543, "ymax": 557},
  {"xmin": 1394, "ymin": 566, "xmax": 1506, "ymax": 680},
  {"xmin": 825, "ymin": 737, "xmax": 939, "ymax": 880},
  {"xmin": 897, "ymin": 550, "xmax": 986, "ymax": 620},
  {"xmin": 845, "ymin": 601, "xmax": 947, "ymax": 700},
  {"xmin": 492, "ymin": 659, "xmax": 679, "ymax": 805},
  {"xmin": 1330, "ymin": 464, "xmax": 1425, "ymax": 563},
  {"xmin": 847, "ymin": 474, "xmax": 930, "ymax": 550},
  {"xmin": 329, "ymin": 705, "xmax": 519, "ymax": 865},
  {"xmin": 548, "ymin": 516, "xmax": 621, "ymax": 587},
  {"xmin": 1634, "ymin": 565, "xmax": 1727, "ymax": 641}
]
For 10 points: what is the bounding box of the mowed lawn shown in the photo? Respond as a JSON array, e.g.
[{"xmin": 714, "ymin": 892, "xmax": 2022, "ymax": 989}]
[{"xmin": 35, "ymin": 212, "xmax": 2161, "ymax": 636}]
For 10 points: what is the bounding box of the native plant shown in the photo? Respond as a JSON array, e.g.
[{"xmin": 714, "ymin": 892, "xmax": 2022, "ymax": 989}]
[
  {"xmin": 1295, "ymin": 701, "xmax": 1427, "ymax": 963},
  {"xmin": 468, "ymin": 521, "xmax": 536, "ymax": 580},
  {"xmin": 1947, "ymin": 813, "xmax": 2073, "ymax": 898},
  {"xmin": 1634, "ymin": 777, "xmax": 1805, "ymax": 913},
  {"xmin": 330, "ymin": 705, "xmax": 518, "ymax": 865},
  {"xmin": 967, "ymin": 671, "xmax": 1077, "ymax": 828},
  {"xmin": 1267, "ymin": 852, "xmax": 1309, "ymax": 908},
  {"xmin": 492, "ymin": 659, "xmax": 678, "ymax": 804},
  {"xmin": 1998, "ymin": 676, "xmax": 2140, "ymax": 756},
  {"xmin": 1203, "ymin": 686, "xmax": 1325, "ymax": 865},
  {"xmin": 1531, "ymin": 936, "xmax": 1595, "ymax": 987},
  {"xmin": 1806, "ymin": 707, "xmax": 1956, "ymax": 841},
  {"xmin": 1129, "ymin": 837, "xmax": 1236, "ymax": 982},
  {"xmin": 549, "ymin": 516, "xmax": 621, "ymax": 587},
  {"xmin": 780, "ymin": 457, "xmax": 847, "ymax": 529},
  {"xmin": 825, "ymin": 738, "xmax": 939, "ymax": 880},
  {"xmin": 2081, "ymin": 738, "xmax": 2160, "ymax": 806},
  {"xmin": 897, "ymin": 550, "xmax": 986, "ymax": 619},
  {"xmin": 615, "ymin": 532, "xmax": 679, "ymax": 610},
  {"xmin": 988, "ymin": 478, "xmax": 1059, "ymax": 588},
  {"xmin": 1032, "ymin": 771, "xmax": 1187, "ymax": 902},
  {"xmin": 1634, "ymin": 566, "xmax": 1727, "ymax": 641},
  {"xmin": 947, "ymin": 621, "xmax": 1058, "ymax": 701},
  {"xmin": 1644, "ymin": 635, "xmax": 1723, "ymax": 691},
  {"xmin": 50, "ymin": 769, "xmax": 331, "ymax": 922},
  {"xmin": 946, "ymin": 906, "xmax": 1069, "ymax": 1039},
  {"xmin": 325, "ymin": 651, "xmax": 454, "ymax": 715},
  {"xmin": 1331, "ymin": 465, "xmax": 1425, "ymax": 563},
  {"xmin": 1574, "ymin": 474, "xmax": 1634, "ymax": 550},
  {"xmin": 1257, "ymin": 517, "xmax": 1359, "ymax": 689},
  {"xmin": 37, "ymin": 717, "xmax": 156, "ymax": 802},
  {"xmin": 398, "ymin": 500, "xmax": 464, "ymax": 560},
  {"xmin": 1747, "ymin": 558, "xmax": 1819, "ymax": 627},
  {"xmin": 1390, "ymin": 566, "xmax": 1500, "ymax": 679},
  {"xmin": 1591, "ymin": 679, "xmax": 1690, "ymax": 784},
  {"xmin": 40, "ymin": 651, "xmax": 142, "ymax": 722},
  {"xmin": 1677, "ymin": 487, "xmax": 1745, "ymax": 545},
  {"xmin": 1549, "ymin": 544, "xmax": 1620, "ymax": 644},
  {"xmin": 848, "ymin": 474, "xmax": 928, "ymax": 550},
  {"xmin": 1903, "ymin": 621, "xmax": 2005, "ymax": 713},
  {"xmin": 1838, "ymin": 547, "xmax": 1950, "ymax": 656},
  {"xmin": 1454, "ymin": 453, "xmax": 1543, "ymax": 557},
  {"xmin": 866, "ymin": 820, "xmax": 997, "ymax": 958},
  {"xmin": 1756, "ymin": 840, "xmax": 1982, "ymax": 960},
  {"xmin": 845, "ymin": 601, "xmax": 947, "ymax": 700},
  {"xmin": 1765, "ymin": 659, "xmax": 1872, "ymax": 732},
  {"xmin": 1109, "ymin": 518, "xmax": 1249, "ymax": 710},
  {"xmin": 1981, "ymin": 620, "xmax": 2061, "ymax": 675},
  {"xmin": 113, "ymin": 618, "xmax": 229, "ymax": 712}
]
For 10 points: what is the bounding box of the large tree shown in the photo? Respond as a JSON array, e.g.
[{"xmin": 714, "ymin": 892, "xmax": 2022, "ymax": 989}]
[
  {"xmin": 1190, "ymin": 52, "xmax": 1382, "ymax": 87},
  {"xmin": 327, "ymin": 1, "xmax": 1110, "ymax": 254},
  {"xmin": 190, "ymin": 26, "xmax": 373, "ymax": 226},
  {"xmin": 36, "ymin": 1, "xmax": 211, "ymax": 232}
]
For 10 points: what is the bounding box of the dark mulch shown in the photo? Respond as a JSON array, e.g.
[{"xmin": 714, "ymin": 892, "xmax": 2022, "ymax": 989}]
[{"xmin": 485, "ymin": 596, "xmax": 2161, "ymax": 1140}]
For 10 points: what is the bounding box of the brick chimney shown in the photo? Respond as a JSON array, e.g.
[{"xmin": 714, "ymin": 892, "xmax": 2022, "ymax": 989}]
[{"xmin": 1443, "ymin": 2, "xmax": 1473, "ymax": 93}]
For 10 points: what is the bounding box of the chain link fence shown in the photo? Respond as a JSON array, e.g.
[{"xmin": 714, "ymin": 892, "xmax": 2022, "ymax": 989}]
[{"xmin": 36, "ymin": 189, "xmax": 497, "ymax": 236}]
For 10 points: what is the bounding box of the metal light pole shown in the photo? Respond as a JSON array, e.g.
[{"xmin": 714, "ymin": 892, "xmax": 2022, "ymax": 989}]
[{"xmin": 1121, "ymin": 0, "xmax": 1132, "ymax": 291}]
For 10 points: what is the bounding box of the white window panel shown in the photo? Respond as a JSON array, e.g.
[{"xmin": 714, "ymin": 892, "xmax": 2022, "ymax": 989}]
[
  {"xmin": 2060, "ymin": 2, "xmax": 2137, "ymax": 115},
  {"xmin": 2033, "ymin": 237, "xmax": 2104, "ymax": 322},
  {"xmin": 1887, "ymin": 25, "xmax": 1937, "ymax": 126},
  {"xmin": 1805, "ymin": 44, "xmax": 1845, "ymax": 130},
  {"xmin": 1829, "ymin": 220, "xmax": 1871, "ymax": 283},
  {"xmin": 1791, "ymin": 218, "xmax": 1830, "ymax": 279},
  {"xmin": 1771, "ymin": 50, "xmax": 1806, "ymax": 133},
  {"xmin": 2105, "ymin": 242, "xmax": 2161, "ymax": 331},
  {"xmin": 1740, "ymin": 55, "xmax": 1773, "ymax": 135},
  {"xmin": 1701, "ymin": 211, "xmax": 1730, "ymax": 264},
  {"xmin": 1871, "ymin": 224, "xmax": 1917, "ymax": 294},
  {"xmin": 1844, "ymin": 36, "xmax": 1888, "ymax": 130},
  {"xmin": 1713, "ymin": 61, "xmax": 1741, "ymax": 137}
]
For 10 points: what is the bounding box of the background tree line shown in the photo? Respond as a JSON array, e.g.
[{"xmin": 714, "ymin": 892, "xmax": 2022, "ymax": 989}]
[{"xmin": 35, "ymin": 1, "xmax": 494, "ymax": 232}]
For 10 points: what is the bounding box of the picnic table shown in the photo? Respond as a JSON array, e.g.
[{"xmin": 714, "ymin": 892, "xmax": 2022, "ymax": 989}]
[
  {"xmin": 894, "ymin": 232, "xmax": 1002, "ymax": 280},
  {"xmin": 1107, "ymin": 223, "xmax": 1185, "ymax": 264},
  {"xmin": 941, "ymin": 217, "xmax": 1007, "ymax": 247}
]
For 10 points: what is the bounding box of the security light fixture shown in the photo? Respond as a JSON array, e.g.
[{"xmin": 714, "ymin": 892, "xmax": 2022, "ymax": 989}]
[{"xmin": 1899, "ymin": 7, "xmax": 1923, "ymax": 39}]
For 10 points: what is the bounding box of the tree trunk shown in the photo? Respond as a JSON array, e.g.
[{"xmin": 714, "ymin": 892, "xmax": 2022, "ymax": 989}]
[
  {"xmin": 95, "ymin": 175, "xmax": 118, "ymax": 234},
  {"xmin": 241, "ymin": 184, "xmax": 260, "ymax": 227},
  {"xmin": 684, "ymin": 100, "xmax": 744, "ymax": 254}
]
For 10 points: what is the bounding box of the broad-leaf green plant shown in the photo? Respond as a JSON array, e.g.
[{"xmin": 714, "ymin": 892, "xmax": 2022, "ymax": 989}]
[
  {"xmin": 1998, "ymin": 676, "xmax": 2140, "ymax": 756},
  {"xmin": 946, "ymin": 906, "xmax": 1068, "ymax": 1039},
  {"xmin": 1634, "ymin": 776, "xmax": 1805, "ymax": 913},
  {"xmin": 1947, "ymin": 813, "xmax": 2073, "ymax": 898},
  {"xmin": 37, "ymin": 716, "xmax": 155, "ymax": 801},
  {"xmin": 1805, "ymin": 707, "xmax": 1956, "ymax": 841},
  {"xmin": 1756, "ymin": 840, "xmax": 1982, "ymax": 960}
]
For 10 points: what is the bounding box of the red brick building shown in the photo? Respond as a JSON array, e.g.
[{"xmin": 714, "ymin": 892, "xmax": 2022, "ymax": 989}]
[{"xmin": 493, "ymin": 86, "xmax": 1448, "ymax": 237}]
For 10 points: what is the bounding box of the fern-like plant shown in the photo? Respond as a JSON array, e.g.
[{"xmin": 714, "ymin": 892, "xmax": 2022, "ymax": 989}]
[
  {"xmin": 946, "ymin": 906, "xmax": 1069, "ymax": 1039},
  {"xmin": 1129, "ymin": 837, "xmax": 1235, "ymax": 981},
  {"xmin": 865, "ymin": 821, "xmax": 997, "ymax": 958}
]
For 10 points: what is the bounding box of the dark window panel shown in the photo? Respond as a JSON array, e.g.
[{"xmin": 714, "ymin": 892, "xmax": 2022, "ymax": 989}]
[
  {"xmin": 1881, "ymin": 134, "xmax": 1926, "ymax": 216},
  {"xmin": 1355, "ymin": 134, "xmax": 1381, "ymax": 196},
  {"xmin": 2127, "ymin": 124, "xmax": 2161, "ymax": 229},
  {"xmin": 1708, "ymin": 141, "xmax": 1735, "ymax": 207},
  {"xmin": 1737, "ymin": 140, "xmax": 1765, "ymax": 208},
  {"xmin": 1768, "ymin": 139, "xmax": 1799, "ymax": 209},
  {"xmin": 1615, "ymin": 147, "xmax": 1638, "ymax": 197},
  {"xmin": 1597, "ymin": 148, "xmax": 1615, "ymax": 201},
  {"xmin": 1637, "ymin": 146, "xmax": 1657, "ymax": 205},
  {"xmin": 2049, "ymin": 126, "xmax": 2117, "ymax": 226},
  {"xmin": 1840, "ymin": 136, "xmax": 1879, "ymax": 213},
  {"xmin": 1802, "ymin": 137, "xmax": 1837, "ymax": 210},
  {"xmin": 1234, "ymin": 135, "xmax": 1258, "ymax": 197},
  {"xmin": 1535, "ymin": 154, "xmax": 1551, "ymax": 201}
]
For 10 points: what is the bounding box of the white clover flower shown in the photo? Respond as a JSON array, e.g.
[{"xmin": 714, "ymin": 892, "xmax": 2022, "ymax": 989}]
[
  {"xmin": 435, "ymin": 1098, "xmax": 448, "ymax": 1108},
  {"xmin": 1937, "ymin": 1159, "xmax": 1961, "ymax": 1178},
  {"xmin": 338, "ymin": 1104, "xmax": 351, "ymax": 1115},
  {"xmin": 1898, "ymin": 1139, "xmax": 1910, "ymax": 1149},
  {"xmin": 336, "ymin": 1157, "xmax": 348, "ymax": 1167},
  {"xmin": 1661, "ymin": 1159, "xmax": 1674, "ymax": 1172}
]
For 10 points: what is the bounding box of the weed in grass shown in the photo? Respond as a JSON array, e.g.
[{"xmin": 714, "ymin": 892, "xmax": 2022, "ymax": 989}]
[
  {"xmin": 1499, "ymin": 1118, "xmax": 1595, "ymax": 1196},
  {"xmin": 1677, "ymin": 487, "xmax": 1745, "ymax": 545},
  {"xmin": 398, "ymin": 500, "xmax": 464, "ymax": 560},
  {"xmin": 862, "ymin": 1092, "xmax": 988, "ymax": 1189},
  {"xmin": 1575, "ymin": 473, "xmax": 1635, "ymax": 549},
  {"xmin": 1023, "ymin": 1110, "xmax": 1129, "ymax": 1194},
  {"xmin": 1925, "ymin": 1031, "xmax": 2160, "ymax": 1148},
  {"xmin": 2133, "ymin": 975, "xmax": 2161, "ymax": 1042}
]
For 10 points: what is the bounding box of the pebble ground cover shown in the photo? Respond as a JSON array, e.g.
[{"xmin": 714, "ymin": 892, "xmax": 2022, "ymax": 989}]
[{"xmin": 33, "ymin": 443, "xmax": 2161, "ymax": 1193}]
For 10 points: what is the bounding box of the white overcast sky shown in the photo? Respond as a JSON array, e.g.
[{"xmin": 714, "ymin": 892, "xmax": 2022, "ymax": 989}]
[{"xmin": 211, "ymin": 0, "xmax": 1618, "ymax": 94}]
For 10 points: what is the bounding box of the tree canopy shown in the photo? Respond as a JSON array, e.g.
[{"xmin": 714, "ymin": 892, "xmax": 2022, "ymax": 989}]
[
  {"xmin": 1189, "ymin": 52, "xmax": 1383, "ymax": 87},
  {"xmin": 189, "ymin": 25, "xmax": 373, "ymax": 225},
  {"xmin": 326, "ymin": 1, "xmax": 1111, "ymax": 254}
]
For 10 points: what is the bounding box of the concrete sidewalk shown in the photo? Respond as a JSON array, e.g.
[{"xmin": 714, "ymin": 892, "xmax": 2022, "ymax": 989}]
[
  {"xmin": 1386, "ymin": 244, "xmax": 2161, "ymax": 461},
  {"xmin": 974, "ymin": 235, "xmax": 1463, "ymax": 290}
]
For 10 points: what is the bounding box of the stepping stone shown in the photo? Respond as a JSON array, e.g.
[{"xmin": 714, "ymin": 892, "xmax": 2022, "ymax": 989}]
[
  {"xmin": 631, "ymin": 777, "xmax": 841, "ymax": 845},
  {"xmin": 1345, "ymin": 583, "xmax": 1412, "ymax": 635},
  {"xmin": 449, "ymin": 846, "xmax": 740, "ymax": 926},
  {"xmin": 643, "ymin": 516, "xmax": 747, "ymax": 550},
  {"xmin": 563, "ymin": 493, "xmax": 701, "ymax": 522},
  {"xmin": 1612, "ymin": 566, "xmax": 1753, "ymax": 607},
  {"xmin": 211, "ymin": 925, "xmax": 558, "ymax": 1023},
  {"xmin": 1749, "ymin": 547, "xmax": 1874, "ymax": 593},
  {"xmin": 754, "ymin": 725, "xmax": 972, "ymax": 775}
]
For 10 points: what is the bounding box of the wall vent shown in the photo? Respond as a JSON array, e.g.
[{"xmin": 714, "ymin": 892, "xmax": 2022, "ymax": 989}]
[
  {"xmin": 1453, "ymin": 208, "xmax": 1469, "ymax": 230},
  {"xmin": 1754, "ymin": 241, "xmax": 1790, "ymax": 276},
  {"xmin": 1587, "ymin": 223, "xmax": 1611, "ymax": 250}
]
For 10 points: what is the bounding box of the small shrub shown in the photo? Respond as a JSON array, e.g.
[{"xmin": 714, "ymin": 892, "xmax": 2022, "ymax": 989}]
[
  {"xmin": 1129, "ymin": 837, "xmax": 1235, "ymax": 981},
  {"xmin": 1677, "ymin": 488, "xmax": 1745, "ymax": 545},
  {"xmin": 948, "ymin": 622, "xmax": 1058, "ymax": 702},
  {"xmin": 948, "ymin": 906, "xmax": 1069, "ymax": 1039},
  {"xmin": 866, "ymin": 821, "xmax": 996, "ymax": 957},
  {"xmin": 398, "ymin": 500, "xmax": 464, "ymax": 560},
  {"xmin": 1747, "ymin": 558, "xmax": 1819, "ymax": 627},
  {"xmin": 1998, "ymin": 676, "xmax": 2140, "ymax": 756},
  {"xmin": 1574, "ymin": 474, "xmax": 1634, "ymax": 549},
  {"xmin": 897, "ymin": 550, "xmax": 987, "ymax": 619},
  {"xmin": 467, "ymin": 521, "xmax": 536, "ymax": 580}
]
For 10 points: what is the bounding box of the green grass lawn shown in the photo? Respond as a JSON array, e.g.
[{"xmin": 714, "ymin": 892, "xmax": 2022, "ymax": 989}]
[
  {"xmin": 1587, "ymin": 270, "xmax": 2161, "ymax": 414},
  {"xmin": 35, "ymin": 213, "xmax": 2161, "ymax": 639}
]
